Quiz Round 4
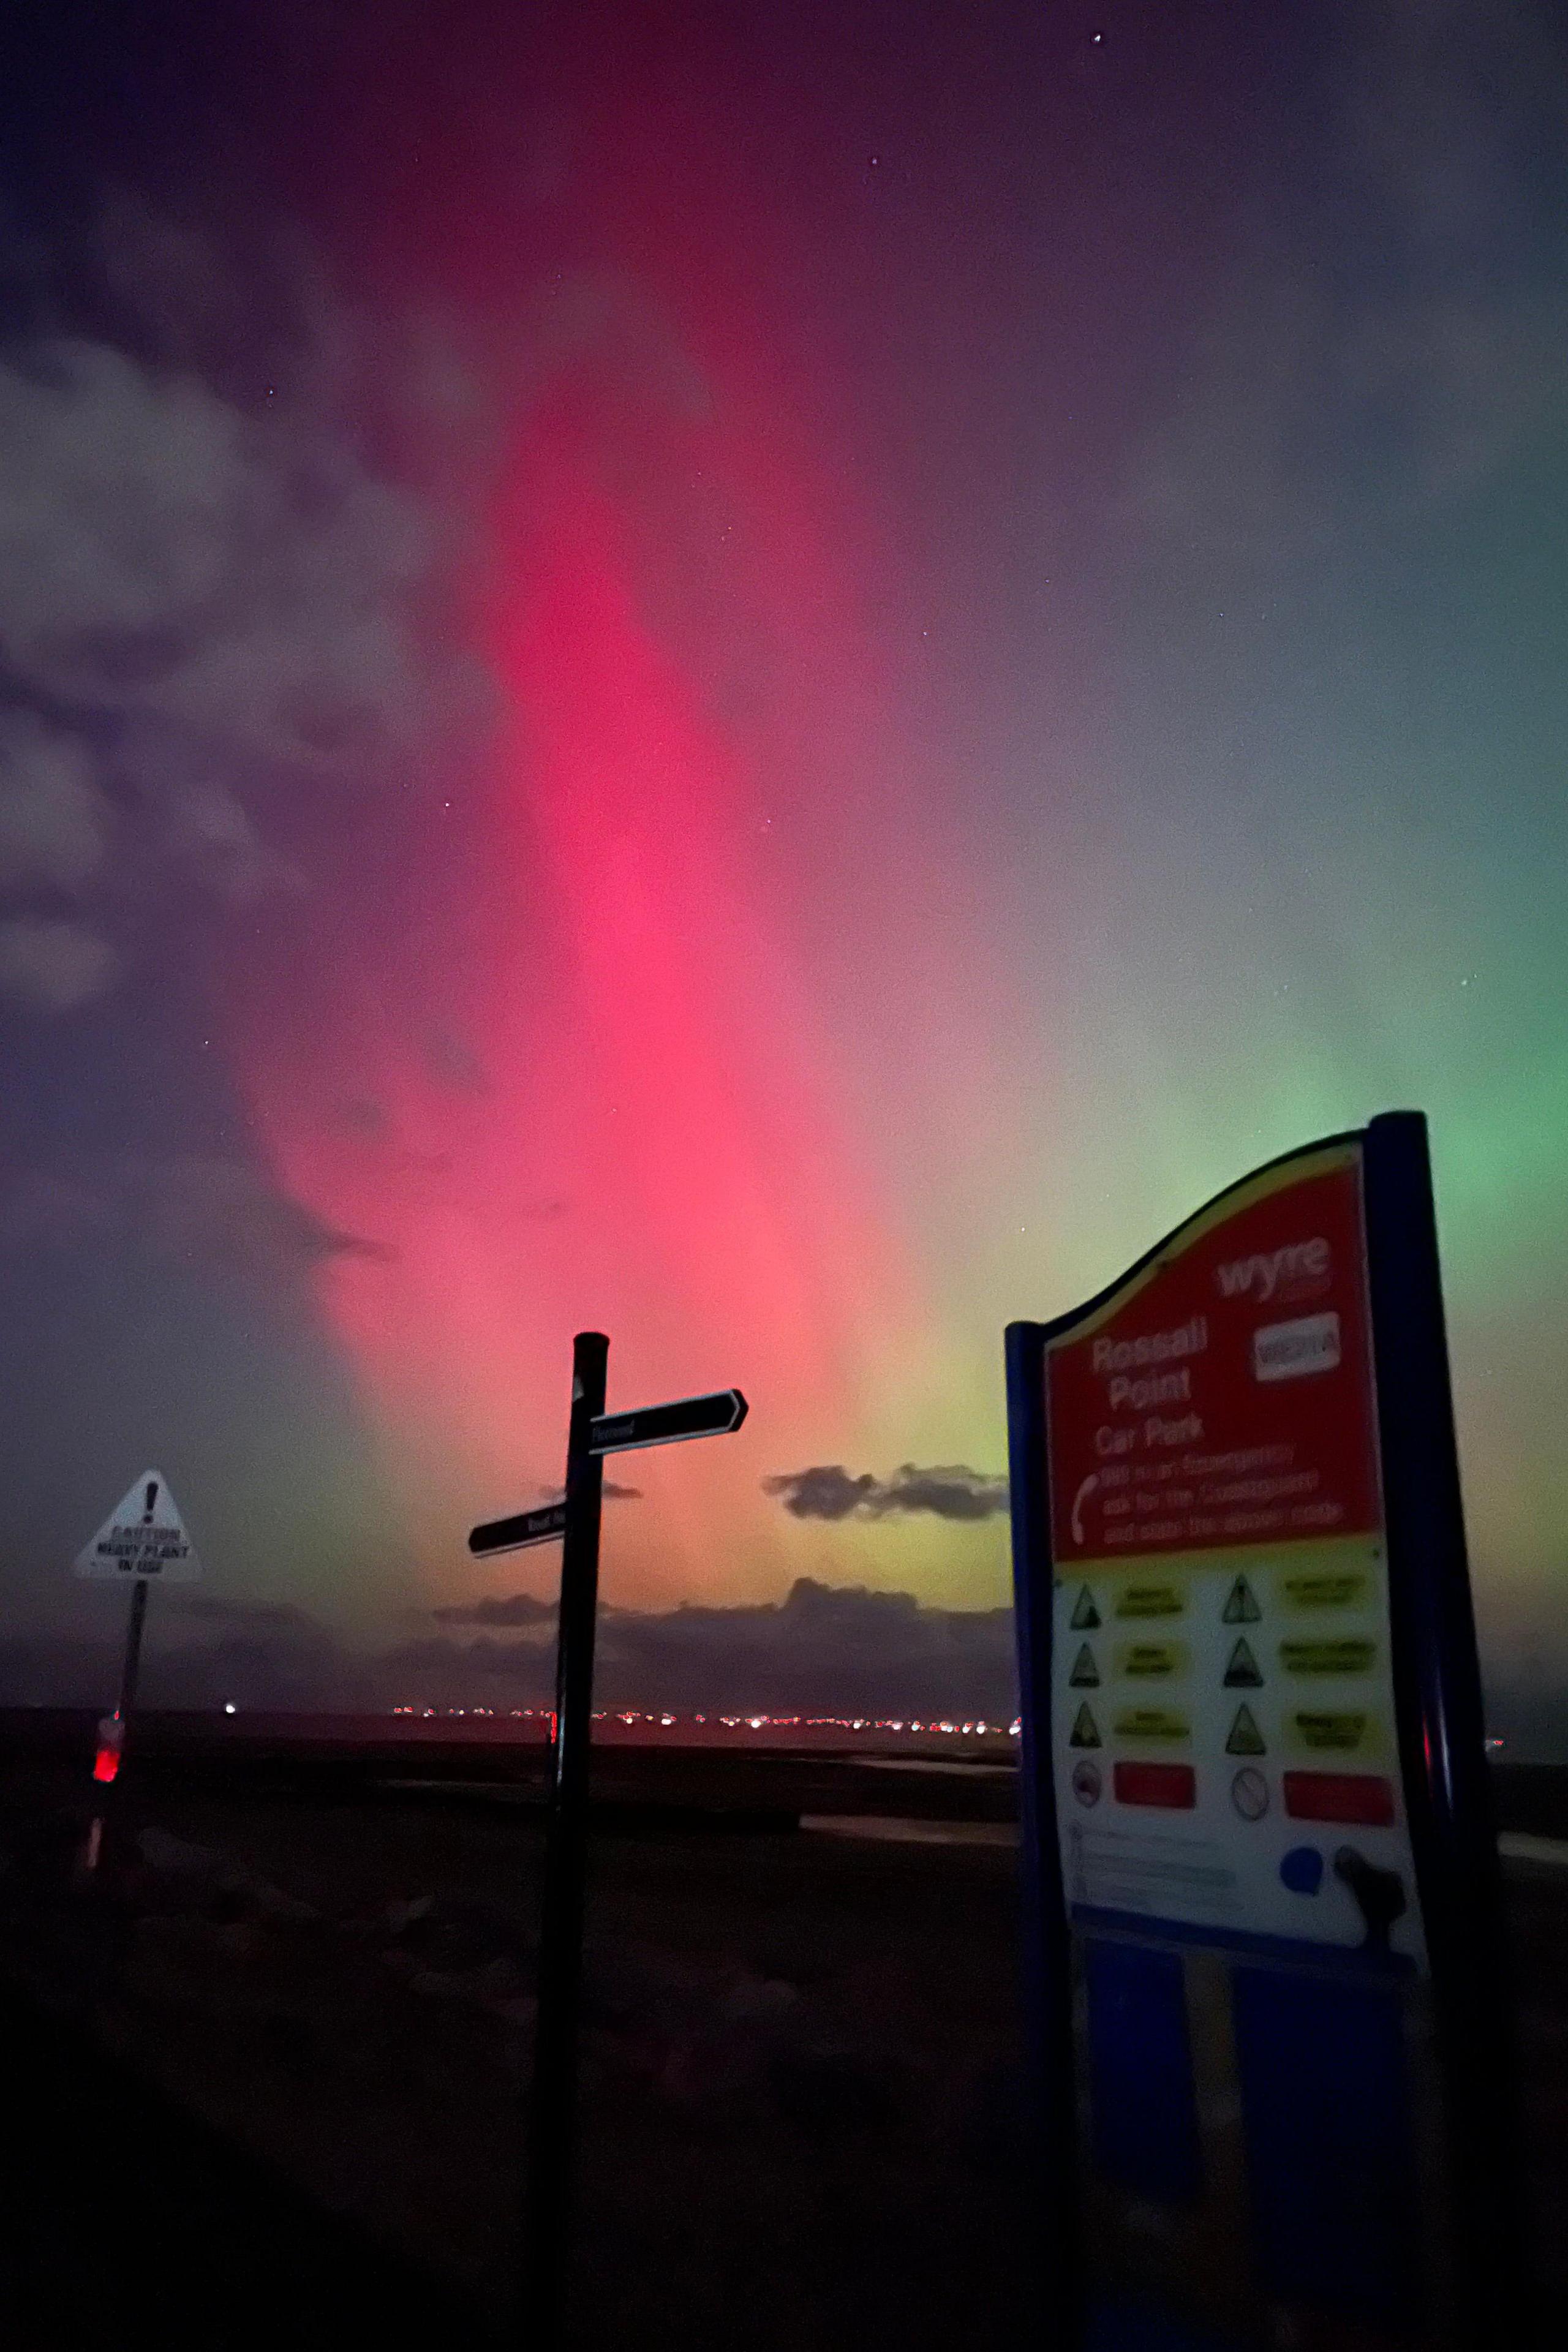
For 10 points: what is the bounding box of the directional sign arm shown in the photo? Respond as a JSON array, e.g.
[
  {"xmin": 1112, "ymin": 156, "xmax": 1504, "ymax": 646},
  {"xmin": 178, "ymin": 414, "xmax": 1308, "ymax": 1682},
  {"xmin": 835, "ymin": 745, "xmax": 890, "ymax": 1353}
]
[
  {"xmin": 587, "ymin": 1389, "xmax": 747, "ymax": 1456},
  {"xmin": 468, "ymin": 1500, "xmax": 569, "ymax": 1558}
]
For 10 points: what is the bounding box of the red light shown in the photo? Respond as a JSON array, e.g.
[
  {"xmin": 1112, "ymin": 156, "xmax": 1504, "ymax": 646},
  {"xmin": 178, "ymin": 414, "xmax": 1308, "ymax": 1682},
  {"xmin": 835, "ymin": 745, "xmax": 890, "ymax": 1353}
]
[
  {"xmin": 1113, "ymin": 1762, "xmax": 1196, "ymax": 1809},
  {"xmin": 92, "ymin": 1747, "xmax": 120, "ymax": 1784},
  {"xmin": 1283, "ymin": 1771, "xmax": 1395, "ymax": 1826}
]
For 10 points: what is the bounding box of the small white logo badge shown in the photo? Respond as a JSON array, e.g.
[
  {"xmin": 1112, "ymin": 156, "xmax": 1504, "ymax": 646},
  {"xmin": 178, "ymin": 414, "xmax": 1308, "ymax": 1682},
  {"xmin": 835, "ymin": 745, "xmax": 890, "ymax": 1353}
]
[{"xmin": 1253, "ymin": 1311, "xmax": 1341, "ymax": 1384}]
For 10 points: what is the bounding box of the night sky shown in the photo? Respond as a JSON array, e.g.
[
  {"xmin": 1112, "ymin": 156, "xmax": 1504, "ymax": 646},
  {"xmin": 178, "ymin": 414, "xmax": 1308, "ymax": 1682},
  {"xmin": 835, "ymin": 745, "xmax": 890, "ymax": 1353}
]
[{"xmin": 1, "ymin": 4, "xmax": 1565, "ymax": 1736}]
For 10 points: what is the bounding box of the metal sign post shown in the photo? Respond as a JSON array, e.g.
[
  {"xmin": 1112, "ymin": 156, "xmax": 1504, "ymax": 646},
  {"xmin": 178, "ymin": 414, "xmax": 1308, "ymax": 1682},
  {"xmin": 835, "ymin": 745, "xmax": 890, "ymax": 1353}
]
[
  {"xmin": 1005, "ymin": 1112, "xmax": 1527, "ymax": 2351},
  {"xmin": 469, "ymin": 1499, "xmax": 570, "ymax": 1558},
  {"xmin": 467, "ymin": 1338, "xmax": 748, "ymax": 2348},
  {"xmin": 522, "ymin": 1330, "xmax": 608, "ymax": 2352},
  {"xmin": 74, "ymin": 1470, "xmax": 201, "ymax": 1804}
]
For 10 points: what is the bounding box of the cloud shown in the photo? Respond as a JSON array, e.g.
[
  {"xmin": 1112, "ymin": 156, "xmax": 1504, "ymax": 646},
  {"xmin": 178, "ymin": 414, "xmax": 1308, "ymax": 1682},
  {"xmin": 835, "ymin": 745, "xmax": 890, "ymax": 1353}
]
[
  {"xmin": 0, "ymin": 916, "xmax": 118, "ymax": 1008},
  {"xmin": 762, "ymin": 1466, "xmax": 878, "ymax": 1521},
  {"xmin": 407, "ymin": 1575, "xmax": 1016, "ymax": 1716},
  {"xmin": 0, "ymin": 203, "xmax": 491, "ymax": 996},
  {"xmin": 336, "ymin": 1097, "xmax": 392, "ymax": 1137},
  {"xmin": 874, "ymin": 1464, "xmax": 1011, "ymax": 1520},
  {"xmin": 423, "ymin": 1029, "xmax": 489, "ymax": 1093},
  {"xmin": 2, "ymin": 1573, "xmax": 1564, "ymax": 1747},
  {"xmin": 167, "ymin": 1595, "xmax": 325, "ymax": 1632},
  {"xmin": 138, "ymin": 1157, "xmax": 396, "ymax": 1277},
  {"xmin": 0, "ymin": 709, "xmax": 113, "ymax": 889},
  {"xmin": 0, "ymin": 336, "xmax": 448, "ymax": 772},
  {"xmin": 1119, "ymin": 1, "xmax": 1568, "ymax": 559},
  {"xmin": 432, "ymin": 1593, "xmax": 559, "ymax": 1629},
  {"xmin": 0, "ymin": 1597, "xmax": 366, "ymax": 1714},
  {"xmin": 763, "ymin": 1463, "xmax": 1009, "ymax": 1523},
  {"xmin": 0, "ymin": 1153, "xmax": 393, "ymax": 1281},
  {"xmin": 534, "ymin": 1479, "xmax": 642, "ymax": 1504}
]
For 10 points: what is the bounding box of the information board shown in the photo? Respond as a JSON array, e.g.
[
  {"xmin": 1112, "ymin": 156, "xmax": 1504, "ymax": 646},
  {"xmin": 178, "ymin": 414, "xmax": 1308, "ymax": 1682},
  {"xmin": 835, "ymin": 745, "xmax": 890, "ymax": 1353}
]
[
  {"xmin": 1045, "ymin": 1142, "xmax": 1423, "ymax": 1963},
  {"xmin": 1005, "ymin": 1114, "xmax": 1525, "ymax": 2352}
]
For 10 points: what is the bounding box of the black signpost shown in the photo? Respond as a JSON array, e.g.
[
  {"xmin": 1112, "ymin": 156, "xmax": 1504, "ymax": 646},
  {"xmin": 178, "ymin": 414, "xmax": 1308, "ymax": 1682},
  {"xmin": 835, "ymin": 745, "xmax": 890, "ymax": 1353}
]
[
  {"xmin": 589, "ymin": 1390, "xmax": 748, "ymax": 1455},
  {"xmin": 469, "ymin": 1499, "xmax": 570, "ymax": 1558},
  {"xmin": 467, "ymin": 1335, "xmax": 748, "ymax": 2350}
]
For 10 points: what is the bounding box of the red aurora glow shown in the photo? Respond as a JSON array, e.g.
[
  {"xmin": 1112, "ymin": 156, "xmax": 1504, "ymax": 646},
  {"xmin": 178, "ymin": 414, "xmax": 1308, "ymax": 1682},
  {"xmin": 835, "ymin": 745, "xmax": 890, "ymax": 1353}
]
[
  {"xmin": 219, "ymin": 47, "xmax": 1025, "ymax": 1603},
  {"xmin": 232, "ymin": 361, "xmax": 937, "ymax": 1592}
]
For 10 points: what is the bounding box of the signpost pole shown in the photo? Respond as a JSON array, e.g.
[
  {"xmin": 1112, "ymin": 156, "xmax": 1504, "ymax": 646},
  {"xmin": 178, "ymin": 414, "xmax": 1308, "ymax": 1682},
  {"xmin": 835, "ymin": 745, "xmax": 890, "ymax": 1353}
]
[
  {"xmin": 1004, "ymin": 1316, "xmax": 1083, "ymax": 2337},
  {"xmin": 83, "ymin": 1575, "xmax": 151, "ymax": 1871},
  {"xmin": 470, "ymin": 1351, "xmax": 745, "ymax": 2340},
  {"xmin": 1363, "ymin": 1110, "xmax": 1532, "ymax": 2345},
  {"xmin": 522, "ymin": 1329, "xmax": 608, "ymax": 2349},
  {"xmin": 117, "ymin": 1577, "xmax": 150, "ymax": 1728}
]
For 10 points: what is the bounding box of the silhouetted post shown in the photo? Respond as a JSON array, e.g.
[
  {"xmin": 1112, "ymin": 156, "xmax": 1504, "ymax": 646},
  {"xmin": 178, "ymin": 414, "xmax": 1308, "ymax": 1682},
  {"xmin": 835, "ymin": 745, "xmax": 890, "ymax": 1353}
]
[
  {"xmin": 83, "ymin": 1574, "xmax": 151, "ymax": 1871},
  {"xmin": 118, "ymin": 1578, "xmax": 150, "ymax": 1723},
  {"xmin": 523, "ymin": 1329, "xmax": 608, "ymax": 2346}
]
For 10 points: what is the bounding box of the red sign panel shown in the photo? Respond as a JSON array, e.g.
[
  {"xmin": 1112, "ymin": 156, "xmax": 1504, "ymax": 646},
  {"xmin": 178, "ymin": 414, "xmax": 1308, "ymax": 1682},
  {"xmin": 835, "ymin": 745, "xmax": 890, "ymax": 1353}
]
[
  {"xmin": 1113, "ymin": 1761, "xmax": 1197, "ymax": 1810},
  {"xmin": 1046, "ymin": 1150, "xmax": 1381, "ymax": 1563},
  {"xmin": 1283, "ymin": 1770, "xmax": 1396, "ymax": 1826}
]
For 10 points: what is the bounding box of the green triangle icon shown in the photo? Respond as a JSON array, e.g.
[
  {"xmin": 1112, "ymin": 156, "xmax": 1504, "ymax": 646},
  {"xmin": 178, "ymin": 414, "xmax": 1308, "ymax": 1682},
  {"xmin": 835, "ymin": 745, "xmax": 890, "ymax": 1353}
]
[
  {"xmin": 1222, "ymin": 1574, "xmax": 1261, "ymax": 1624},
  {"xmin": 1067, "ymin": 1643, "xmax": 1100, "ymax": 1689},
  {"xmin": 1070, "ymin": 1586, "xmax": 1101, "ymax": 1630},
  {"xmin": 1226, "ymin": 1703, "xmax": 1267, "ymax": 1756},
  {"xmin": 1069, "ymin": 1702, "xmax": 1102, "ymax": 1749},
  {"xmin": 1223, "ymin": 1636, "xmax": 1265, "ymax": 1688}
]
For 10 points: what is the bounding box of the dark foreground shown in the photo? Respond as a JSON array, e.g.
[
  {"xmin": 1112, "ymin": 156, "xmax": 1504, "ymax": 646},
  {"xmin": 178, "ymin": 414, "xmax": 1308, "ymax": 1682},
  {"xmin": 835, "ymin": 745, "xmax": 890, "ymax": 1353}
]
[{"xmin": 0, "ymin": 1720, "xmax": 1561, "ymax": 2349}]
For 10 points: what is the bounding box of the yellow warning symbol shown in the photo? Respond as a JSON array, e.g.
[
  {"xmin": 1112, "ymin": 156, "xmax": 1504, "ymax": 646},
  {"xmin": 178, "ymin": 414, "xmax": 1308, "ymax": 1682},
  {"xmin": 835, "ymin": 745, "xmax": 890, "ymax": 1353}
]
[
  {"xmin": 1223, "ymin": 1636, "xmax": 1264, "ymax": 1689},
  {"xmin": 1281, "ymin": 1572, "xmax": 1369, "ymax": 1611},
  {"xmin": 1116, "ymin": 1583, "xmax": 1185, "ymax": 1619},
  {"xmin": 1115, "ymin": 1641, "xmax": 1188, "ymax": 1680},
  {"xmin": 1069, "ymin": 1702, "xmax": 1102, "ymax": 1748},
  {"xmin": 1070, "ymin": 1586, "xmax": 1101, "ymax": 1630},
  {"xmin": 1281, "ymin": 1638, "xmax": 1376, "ymax": 1678},
  {"xmin": 1222, "ymin": 1575, "xmax": 1261, "ymax": 1624},
  {"xmin": 1068, "ymin": 1643, "xmax": 1101, "ymax": 1688},
  {"xmin": 1226, "ymin": 1703, "xmax": 1267, "ymax": 1756},
  {"xmin": 1113, "ymin": 1707, "xmax": 1190, "ymax": 1744},
  {"xmin": 1292, "ymin": 1710, "xmax": 1371, "ymax": 1752}
]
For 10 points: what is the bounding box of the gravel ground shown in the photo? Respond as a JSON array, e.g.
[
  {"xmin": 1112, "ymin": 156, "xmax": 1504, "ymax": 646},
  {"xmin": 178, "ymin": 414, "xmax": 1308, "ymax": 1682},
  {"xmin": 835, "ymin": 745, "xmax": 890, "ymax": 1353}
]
[{"xmin": 0, "ymin": 1749, "xmax": 1560, "ymax": 2348}]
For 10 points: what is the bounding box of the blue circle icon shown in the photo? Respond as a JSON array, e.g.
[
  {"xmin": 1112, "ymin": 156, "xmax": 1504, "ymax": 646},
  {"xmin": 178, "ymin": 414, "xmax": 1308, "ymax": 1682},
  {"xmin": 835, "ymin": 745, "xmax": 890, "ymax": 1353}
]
[{"xmin": 1280, "ymin": 1845, "xmax": 1325, "ymax": 1896}]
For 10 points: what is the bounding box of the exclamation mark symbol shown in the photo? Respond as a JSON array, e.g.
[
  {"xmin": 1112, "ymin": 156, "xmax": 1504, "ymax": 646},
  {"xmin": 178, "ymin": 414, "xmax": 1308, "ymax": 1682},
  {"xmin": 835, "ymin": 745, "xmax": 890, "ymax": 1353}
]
[{"xmin": 143, "ymin": 1480, "xmax": 159, "ymax": 1524}]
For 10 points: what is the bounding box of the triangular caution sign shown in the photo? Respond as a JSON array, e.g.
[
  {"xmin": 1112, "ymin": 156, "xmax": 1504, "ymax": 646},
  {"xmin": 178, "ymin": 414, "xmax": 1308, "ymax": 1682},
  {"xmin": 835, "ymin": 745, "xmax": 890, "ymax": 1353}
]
[
  {"xmin": 1222, "ymin": 1574, "xmax": 1261, "ymax": 1624},
  {"xmin": 1223, "ymin": 1636, "xmax": 1265, "ymax": 1689},
  {"xmin": 74, "ymin": 1470, "xmax": 202, "ymax": 1584},
  {"xmin": 1069, "ymin": 1702, "xmax": 1102, "ymax": 1749},
  {"xmin": 1068, "ymin": 1643, "xmax": 1100, "ymax": 1689},
  {"xmin": 1226, "ymin": 1703, "xmax": 1267, "ymax": 1757},
  {"xmin": 1070, "ymin": 1586, "xmax": 1101, "ymax": 1630}
]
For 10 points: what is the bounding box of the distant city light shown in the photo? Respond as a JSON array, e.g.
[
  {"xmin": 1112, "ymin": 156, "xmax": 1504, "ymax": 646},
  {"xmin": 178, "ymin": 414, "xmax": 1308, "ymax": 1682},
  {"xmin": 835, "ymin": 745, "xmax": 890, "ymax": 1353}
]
[
  {"xmin": 383, "ymin": 1704, "xmax": 1021, "ymax": 1741},
  {"xmin": 223, "ymin": 1702, "xmax": 236, "ymax": 1715}
]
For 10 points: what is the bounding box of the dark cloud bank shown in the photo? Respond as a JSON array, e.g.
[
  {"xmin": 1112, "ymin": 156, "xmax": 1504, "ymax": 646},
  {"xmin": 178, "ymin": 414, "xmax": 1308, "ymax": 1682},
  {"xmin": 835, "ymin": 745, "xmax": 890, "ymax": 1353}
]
[
  {"xmin": 763, "ymin": 1464, "xmax": 1009, "ymax": 1523},
  {"xmin": 1, "ymin": 1578, "xmax": 1559, "ymax": 1756},
  {"xmin": 0, "ymin": 1579, "xmax": 1019, "ymax": 1724}
]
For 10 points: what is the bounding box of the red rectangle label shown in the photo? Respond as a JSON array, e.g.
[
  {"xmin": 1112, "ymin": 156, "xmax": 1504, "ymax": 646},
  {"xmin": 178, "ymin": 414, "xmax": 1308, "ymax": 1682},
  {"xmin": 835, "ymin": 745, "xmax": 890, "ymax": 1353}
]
[
  {"xmin": 1113, "ymin": 1761, "xmax": 1197, "ymax": 1810},
  {"xmin": 1283, "ymin": 1770, "xmax": 1395, "ymax": 1826}
]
